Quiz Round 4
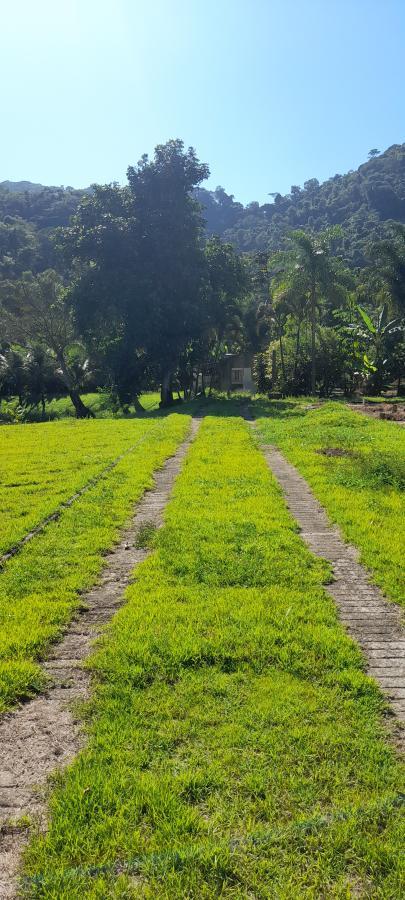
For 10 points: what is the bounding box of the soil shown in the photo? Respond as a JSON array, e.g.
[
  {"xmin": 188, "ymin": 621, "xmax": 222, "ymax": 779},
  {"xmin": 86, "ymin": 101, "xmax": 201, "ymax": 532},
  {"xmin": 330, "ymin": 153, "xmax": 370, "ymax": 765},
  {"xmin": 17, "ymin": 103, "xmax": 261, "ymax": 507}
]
[
  {"xmin": 317, "ymin": 447, "xmax": 357, "ymax": 458},
  {"xmin": 349, "ymin": 402, "xmax": 405, "ymax": 424}
]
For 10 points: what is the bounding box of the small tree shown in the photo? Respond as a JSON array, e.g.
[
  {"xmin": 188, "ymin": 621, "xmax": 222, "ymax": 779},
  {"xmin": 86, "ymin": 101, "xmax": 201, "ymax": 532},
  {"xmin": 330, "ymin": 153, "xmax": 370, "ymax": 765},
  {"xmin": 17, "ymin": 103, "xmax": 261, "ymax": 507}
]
[
  {"xmin": 1, "ymin": 270, "xmax": 94, "ymax": 417},
  {"xmin": 354, "ymin": 303, "xmax": 404, "ymax": 394},
  {"xmin": 22, "ymin": 346, "xmax": 58, "ymax": 416}
]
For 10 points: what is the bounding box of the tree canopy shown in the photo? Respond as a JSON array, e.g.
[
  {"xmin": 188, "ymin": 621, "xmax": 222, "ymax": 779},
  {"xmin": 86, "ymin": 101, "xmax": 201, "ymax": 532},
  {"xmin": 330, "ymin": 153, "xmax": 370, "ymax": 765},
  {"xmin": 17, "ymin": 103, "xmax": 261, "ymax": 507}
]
[{"xmin": 0, "ymin": 140, "xmax": 404, "ymax": 415}]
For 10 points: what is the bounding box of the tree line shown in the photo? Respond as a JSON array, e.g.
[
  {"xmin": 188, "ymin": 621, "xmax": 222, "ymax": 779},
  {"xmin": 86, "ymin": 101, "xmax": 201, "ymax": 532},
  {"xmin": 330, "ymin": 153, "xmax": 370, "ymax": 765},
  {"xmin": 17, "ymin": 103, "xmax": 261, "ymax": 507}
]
[
  {"xmin": 0, "ymin": 141, "xmax": 254, "ymax": 416},
  {"xmin": 0, "ymin": 139, "xmax": 404, "ymax": 418},
  {"xmin": 255, "ymin": 224, "xmax": 405, "ymax": 397}
]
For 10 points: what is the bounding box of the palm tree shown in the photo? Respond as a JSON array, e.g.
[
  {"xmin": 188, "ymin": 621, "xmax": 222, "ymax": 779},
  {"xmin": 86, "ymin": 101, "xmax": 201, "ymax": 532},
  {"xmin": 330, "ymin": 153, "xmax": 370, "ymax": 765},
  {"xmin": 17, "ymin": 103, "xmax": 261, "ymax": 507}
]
[
  {"xmin": 0, "ymin": 347, "xmax": 25, "ymax": 406},
  {"xmin": 269, "ymin": 258, "xmax": 309, "ymax": 383},
  {"xmin": 23, "ymin": 346, "xmax": 58, "ymax": 416},
  {"xmin": 285, "ymin": 228, "xmax": 347, "ymax": 394},
  {"xmin": 371, "ymin": 224, "xmax": 405, "ymax": 315}
]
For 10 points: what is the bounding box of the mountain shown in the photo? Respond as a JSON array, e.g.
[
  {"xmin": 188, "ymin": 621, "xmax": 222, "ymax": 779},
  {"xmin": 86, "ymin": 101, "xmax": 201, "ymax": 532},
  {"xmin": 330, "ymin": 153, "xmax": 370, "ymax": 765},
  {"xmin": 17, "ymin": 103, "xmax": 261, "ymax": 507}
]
[
  {"xmin": 0, "ymin": 180, "xmax": 55, "ymax": 194},
  {"xmin": 195, "ymin": 144, "xmax": 405, "ymax": 266},
  {"xmin": 2, "ymin": 144, "xmax": 405, "ymax": 269}
]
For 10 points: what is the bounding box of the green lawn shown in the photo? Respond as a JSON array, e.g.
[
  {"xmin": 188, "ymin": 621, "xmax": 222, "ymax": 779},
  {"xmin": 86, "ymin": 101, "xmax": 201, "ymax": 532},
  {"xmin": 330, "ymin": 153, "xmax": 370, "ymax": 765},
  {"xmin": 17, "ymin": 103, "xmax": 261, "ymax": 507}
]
[
  {"xmin": 0, "ymin": 418, "xmax": 165, "ymax": 557},
  {"xmin": 255, "ymin": 400, "xmax": 405, "ymax": 606},
  {"xmin": 0, "ymin": 415, "xmax": 189, "ymax": 713},
  {"xmin": 23, "ymin": 417, "xmax": 404, "ymax": 898},
  {"xmin": 0, "ymin": 391, "xmax": 162, "ymax": 422}
]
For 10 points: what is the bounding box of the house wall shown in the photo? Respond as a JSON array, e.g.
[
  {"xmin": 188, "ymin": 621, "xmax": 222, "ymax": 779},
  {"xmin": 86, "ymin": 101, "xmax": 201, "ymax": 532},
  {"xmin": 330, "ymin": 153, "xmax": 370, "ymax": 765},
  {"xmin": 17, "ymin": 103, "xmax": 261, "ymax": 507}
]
[{"xmin": 218, "ymin": 353, "xmax": 256, "ymax": 392}]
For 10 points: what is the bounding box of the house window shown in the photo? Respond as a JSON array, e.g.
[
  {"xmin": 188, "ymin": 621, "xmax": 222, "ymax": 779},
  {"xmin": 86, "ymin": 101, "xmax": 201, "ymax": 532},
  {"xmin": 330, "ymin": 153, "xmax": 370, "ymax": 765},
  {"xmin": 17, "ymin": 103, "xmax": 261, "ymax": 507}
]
[{"xmin": 231, "ymin": 368, "xmax": 243, "ymax": 385}]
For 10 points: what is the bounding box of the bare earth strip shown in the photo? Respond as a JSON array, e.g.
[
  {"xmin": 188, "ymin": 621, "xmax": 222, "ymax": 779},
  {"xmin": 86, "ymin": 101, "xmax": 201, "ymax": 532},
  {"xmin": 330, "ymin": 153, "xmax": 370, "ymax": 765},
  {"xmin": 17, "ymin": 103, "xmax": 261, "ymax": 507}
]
[
  {"xmin": 259, "ymin": 442, "xmax": 405, "ymax": 737},
  {"xmin": 0, "ymin": 419, "xmax": 199, "ymax": 899}
]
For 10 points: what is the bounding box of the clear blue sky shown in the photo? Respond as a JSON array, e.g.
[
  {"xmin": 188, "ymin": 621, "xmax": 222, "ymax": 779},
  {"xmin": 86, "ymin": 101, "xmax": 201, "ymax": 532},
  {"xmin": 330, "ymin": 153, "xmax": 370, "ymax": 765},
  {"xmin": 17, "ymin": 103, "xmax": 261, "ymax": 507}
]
[{"xmin": 2, "ymin": 0, "xmax": 404, "ymax": 204}]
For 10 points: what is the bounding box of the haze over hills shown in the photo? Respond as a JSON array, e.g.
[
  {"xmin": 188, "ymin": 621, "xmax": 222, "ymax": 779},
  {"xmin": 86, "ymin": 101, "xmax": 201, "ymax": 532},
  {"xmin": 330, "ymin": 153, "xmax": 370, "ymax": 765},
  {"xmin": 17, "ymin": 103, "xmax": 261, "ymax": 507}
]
[{"xmin": 1, "ymin": 143, "xmax": 405, "ymax": 268}]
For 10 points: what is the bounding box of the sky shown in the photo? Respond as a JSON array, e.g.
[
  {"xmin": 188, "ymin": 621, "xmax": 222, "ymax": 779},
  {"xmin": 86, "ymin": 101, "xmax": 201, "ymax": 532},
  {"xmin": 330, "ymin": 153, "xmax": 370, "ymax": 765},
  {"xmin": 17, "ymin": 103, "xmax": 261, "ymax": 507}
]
[{"xmin": 1, "ymin": 0, "xmax": 404, "ymax": 204}]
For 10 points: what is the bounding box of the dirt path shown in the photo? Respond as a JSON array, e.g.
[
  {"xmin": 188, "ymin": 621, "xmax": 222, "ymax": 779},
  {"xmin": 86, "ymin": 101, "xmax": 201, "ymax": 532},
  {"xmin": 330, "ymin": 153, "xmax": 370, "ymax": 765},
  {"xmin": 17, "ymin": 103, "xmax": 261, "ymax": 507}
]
[
  {"xmin": 260, "ymin": 442, "xmax": 405, "ymax": 743},
  {"xmin": 0, "ymin": 420, "xmax": 200, "ymax": 899}
]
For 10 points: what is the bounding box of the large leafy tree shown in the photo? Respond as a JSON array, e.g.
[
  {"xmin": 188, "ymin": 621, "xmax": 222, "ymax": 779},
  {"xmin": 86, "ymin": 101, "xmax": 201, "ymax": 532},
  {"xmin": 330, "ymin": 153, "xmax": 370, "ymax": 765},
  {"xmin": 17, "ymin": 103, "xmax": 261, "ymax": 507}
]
[
  {"xmin": 59, "ymin": 183, "xmax": 147, "ymax": 408},
  {"xmin": 126, "ymin": 140, "xmax": 209, "ymax": 404},
  {"xmin": 204, "ymin": 237, "xmax": 249, "ymax": 352},
  {"xmin": 62, "ymin": 140, "xmax": 210, "ymax": 406}
]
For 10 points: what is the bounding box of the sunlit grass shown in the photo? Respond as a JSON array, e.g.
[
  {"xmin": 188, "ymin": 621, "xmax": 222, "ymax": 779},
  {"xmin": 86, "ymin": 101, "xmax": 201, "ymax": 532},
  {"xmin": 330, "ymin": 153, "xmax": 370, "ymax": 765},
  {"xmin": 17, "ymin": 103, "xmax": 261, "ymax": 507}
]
[
  {"xmin": 23, "ymin": 418, "xmax": 404, "ymax": 898},
  {"xmin": 0, "ymin": 415, "xmax": 189, "ymax": 712},
  {"xmin": 0, "ymin": 418, "xmax": 165, "ymax": 556},
  {"xmin": 255, "ymin": 400, "xmax": 405, "ymax": 606},
  {"xmin": 0, "ymin": 391, "xmax": 162, "ymax": 422}
]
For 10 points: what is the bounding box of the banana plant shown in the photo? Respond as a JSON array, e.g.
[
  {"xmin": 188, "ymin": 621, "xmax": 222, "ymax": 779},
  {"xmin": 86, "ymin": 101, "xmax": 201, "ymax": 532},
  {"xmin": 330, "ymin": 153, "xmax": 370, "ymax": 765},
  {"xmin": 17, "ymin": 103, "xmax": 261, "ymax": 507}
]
[{"xmin": 355, "ymin": 303, "xmax": 404, "ymax": 390}]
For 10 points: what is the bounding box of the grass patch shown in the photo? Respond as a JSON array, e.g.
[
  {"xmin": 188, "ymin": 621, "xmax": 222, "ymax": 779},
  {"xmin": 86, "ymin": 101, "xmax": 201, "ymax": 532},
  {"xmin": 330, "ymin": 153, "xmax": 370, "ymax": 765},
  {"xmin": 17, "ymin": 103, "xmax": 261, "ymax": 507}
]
[
  {"xmin": 255, "ymin": 400, "xmax": 405, "ymax": 606},
  {"xmin": 0, "ymin": 415, "xmax": 189, "ymax": 712},
  {"xmin": 135, "ymin": 522, "xmax": 158, "ymax": 550},
  {"xmin": 23, "ymin": 418, "xmax": 404, "ymax": 898},
  {"xmin": 0, "ymin": 418, "xmax": 162, "ymax": 557},
  {"xmin": 0, "ymin": 391, "xmax": 162, "ymax": 422}
]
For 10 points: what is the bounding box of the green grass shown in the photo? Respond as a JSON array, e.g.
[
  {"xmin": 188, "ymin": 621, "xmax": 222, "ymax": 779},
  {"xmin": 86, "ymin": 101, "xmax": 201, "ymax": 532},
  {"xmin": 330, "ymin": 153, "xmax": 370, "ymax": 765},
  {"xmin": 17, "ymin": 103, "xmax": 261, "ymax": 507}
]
[
  {"xmin": 23, "ymin": 418, "xmax": 404, "ymax": 898},
  {"xmin": 363, "ymin": 396, "xmax": 404, "ymax": 405},
  {"xmin": 0, "ymin": 391, "xmax": 162, "ymax": 422},
  {"xmin": 0, "ymin": 418, "xmax": 168, "ymax": 557},
  {"xmin": 255, "ymin": 400, "xmax": 405, "ymax": 606},
  {"xmin": 0, "ymin": 415, "xmax": 189, "ymax": 713}
]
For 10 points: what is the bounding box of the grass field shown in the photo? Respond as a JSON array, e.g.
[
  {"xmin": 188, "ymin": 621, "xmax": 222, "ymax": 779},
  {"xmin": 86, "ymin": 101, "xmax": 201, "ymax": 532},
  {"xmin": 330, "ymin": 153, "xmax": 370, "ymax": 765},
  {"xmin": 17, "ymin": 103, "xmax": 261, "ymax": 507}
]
[
  {"xmin": 0, "ymin": 417, "xmax": 166, "ymax": 557},
  {"xmin": 255, "ymin": 400, "xmax": 405, "ymax": 606},
  {"xmin": 22, "ymin": 418, "xmax": 404, "ymax": 898},
  {"xmin": 0, "ymin": 391, "xmax": 162, "ymax": 423},
  {"xmin": 0, "ymin": 415, "xmax": 189, "ymax": 713}
]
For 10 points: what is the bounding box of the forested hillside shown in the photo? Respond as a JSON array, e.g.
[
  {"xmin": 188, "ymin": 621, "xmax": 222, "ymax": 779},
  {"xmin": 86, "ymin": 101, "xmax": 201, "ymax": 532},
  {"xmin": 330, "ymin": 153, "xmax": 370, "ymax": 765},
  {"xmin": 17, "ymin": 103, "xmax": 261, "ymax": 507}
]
[
  {"xmin": 196, "ymin": 144, "xmax": 405, "ymax": 265},
  {"xmin": 2, "ymin": 145, "xmax": 405, "ymax": 271},
  {"xmin": 1, "ymin": 140, "xmax": 404, "ymax": 413},
  {"xmin": 0, "ymin": 185, "xmax": 88, "ymax": 277}
]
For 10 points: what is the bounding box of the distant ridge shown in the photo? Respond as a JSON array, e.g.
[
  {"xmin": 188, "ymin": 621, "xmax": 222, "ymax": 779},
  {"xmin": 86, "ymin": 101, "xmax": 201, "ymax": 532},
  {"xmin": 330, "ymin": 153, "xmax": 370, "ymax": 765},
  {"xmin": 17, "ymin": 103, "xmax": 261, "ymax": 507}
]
[
  {"xmin": 2, "ymin": 143, "xmax": 405, "ymax": 266},
  {"xmin": 0, "ymin": 180, "xmax": 58, "ymax": 193},
  {"xmin": 194, "ymin": 143, "xmax": 405, "ymax": 265},
  {"xmin": 0, "ymin": 180, "xmax": 90, "ymax": 194}
]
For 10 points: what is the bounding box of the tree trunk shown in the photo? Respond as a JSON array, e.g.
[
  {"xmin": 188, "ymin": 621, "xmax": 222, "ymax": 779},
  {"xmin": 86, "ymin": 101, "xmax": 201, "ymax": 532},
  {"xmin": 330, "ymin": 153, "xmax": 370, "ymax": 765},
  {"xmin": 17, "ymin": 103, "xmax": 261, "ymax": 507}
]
[
  {"xmin": 57, "ymin": 352, "xmax": 94, "ymax": 418},
  {"xmin": 41, "ymin": 395, "xmax": 46, "ymax": 417},
  {"xmin": 271, "ymin": 349, "xmax": 277, "ymax": 386},
  {"xmin": 279, "ymin": 334, "xmax": 286, "ymax": 388},
  {"xmin": 133, "ymin": 396, "xmax": 145, "ymax": 413},
  {"xmin": 69, "ymin": 390, "xmax": 95, "ymax": 418},
  {"xmin": 294, "ymin": 318, "xmax": 302, "ymax": 380},
  {"xmin": 310, "ymin": 276, "xmax": 316, "ymax": 395},
  {"xmin": 160, "ymin": 370, "xmax": 174, "ymax": 407}
]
